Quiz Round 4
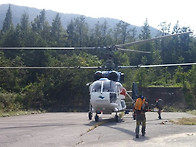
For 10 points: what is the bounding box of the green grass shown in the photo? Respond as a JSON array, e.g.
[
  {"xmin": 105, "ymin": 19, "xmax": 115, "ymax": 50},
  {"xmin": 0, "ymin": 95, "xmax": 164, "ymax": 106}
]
[
  {"xmin": 0, "ymin": 110, "xmax": 44, "ymax": 117},
  {"xmin": 119, "ymin": 112, "xmax": 125, "ymax": 118},
  {"xmin": 163, "ymin": 106, "xmax": 185, "ymax": 112},
  {"xmin": 171, "ymin": 110, "xmax": 196, "ymax": 125},
  {"xmin": 172, "ymin": 117, "xmax": 196, "ymax": 125},
  {"xmin": 187, "ymin": 110, "xmax": 196, "ymax": 115}
]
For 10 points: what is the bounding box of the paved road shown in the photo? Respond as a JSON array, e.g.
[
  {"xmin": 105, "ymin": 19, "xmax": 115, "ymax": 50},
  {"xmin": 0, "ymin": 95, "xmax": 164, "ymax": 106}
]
[{"xmin": 0, "ymin": 112, "xmax": 196, "ymax": 147}]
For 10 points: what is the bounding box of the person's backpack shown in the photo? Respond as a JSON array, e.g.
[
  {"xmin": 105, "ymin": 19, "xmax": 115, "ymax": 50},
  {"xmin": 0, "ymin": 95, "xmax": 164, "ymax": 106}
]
[{"xmin": 135, "ymin": 98, "xmax": 145, "ymax": 111}]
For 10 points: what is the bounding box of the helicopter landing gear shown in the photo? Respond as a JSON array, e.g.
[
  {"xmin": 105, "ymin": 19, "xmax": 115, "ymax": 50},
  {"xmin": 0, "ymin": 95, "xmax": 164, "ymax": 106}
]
[
  {"xmin": 88, "ymin": 104, "xmax": 93, "ymax": 120},
  {"xmin": 88, "ymin": 111, "xmax": 93, "ymax": 120},
  {"xmin": 95, "ymin": 114, "xmax": 99, "ymax": 122},
  {"xmin": 115, "ymin": 113, "xmax": 119, "ymax": 122}
]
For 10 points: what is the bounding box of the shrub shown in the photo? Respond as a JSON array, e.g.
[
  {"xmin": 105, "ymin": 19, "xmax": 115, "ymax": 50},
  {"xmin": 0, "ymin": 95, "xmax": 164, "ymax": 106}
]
[{"xmin": 0, "ymin": 92, "xmax": 24, "ymax": 112}]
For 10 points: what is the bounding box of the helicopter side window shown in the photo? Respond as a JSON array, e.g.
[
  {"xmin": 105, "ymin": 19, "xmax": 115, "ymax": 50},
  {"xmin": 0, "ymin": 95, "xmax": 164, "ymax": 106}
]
[
  {"xmin": 116, "ymin": 83, "xmax": 123, "ymax": 94},
  {"xmin": 91, "ymin": 82, "xmax": 101, "ymax": 92}
]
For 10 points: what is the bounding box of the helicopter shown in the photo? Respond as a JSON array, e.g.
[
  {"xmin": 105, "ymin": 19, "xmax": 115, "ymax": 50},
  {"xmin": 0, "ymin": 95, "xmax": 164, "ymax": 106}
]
[
  {"xmin": 0, "ymin": 31, "xmax": 196, "ymax": 122},
  {"xmin": 88, "ymin": 70, "xmax": 129, "ymax": 122}
]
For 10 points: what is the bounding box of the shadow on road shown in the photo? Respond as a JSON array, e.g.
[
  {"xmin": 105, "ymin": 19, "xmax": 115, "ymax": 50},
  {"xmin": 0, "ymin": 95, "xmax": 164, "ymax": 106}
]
[
  {"xmin": 108, "ymin": 125, "xmax": 150, "ymax": 142},
  {"xmin": 0, "ymin": 123, "xmax": 66, "ymax": 130}
]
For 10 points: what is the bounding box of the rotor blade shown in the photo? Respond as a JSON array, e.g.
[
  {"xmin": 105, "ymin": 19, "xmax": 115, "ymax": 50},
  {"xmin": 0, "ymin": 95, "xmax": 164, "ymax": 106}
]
[
  {"xmin": 0, "ymin": 66, "xmax": 103, "ymax": 69},
  {"xmin": 117, "ymin": 48, "xmax": 151, "ymax": 54},
  {"xmin": 0, "ymin": 47, "xmax": 108, "ymax": 50},
  {"xmin": 139, "ymin": 62, "xmax": 196, "ymax": 68},
  {"xmin": 118, "ymin": 62, "xmax": 196, "ymax": 69},
  {"xmin": 118, "ymin": 65, "xmax": 139, "ymax": 69},
  {"xmin": 116, "ymin": 31, "xmax": 192, "ymax": 48}
]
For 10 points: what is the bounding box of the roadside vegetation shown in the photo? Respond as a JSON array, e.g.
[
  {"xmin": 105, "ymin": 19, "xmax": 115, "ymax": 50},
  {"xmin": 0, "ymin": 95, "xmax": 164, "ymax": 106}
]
[
  {"xmin": 169, "ymin": 110, "xmax": 196, "ymax": 125},
  {"xmin": 163, "ymin": 106, "xmax": 186, "ymax": 112},
  {"xmin": 172, "ymin": 117, "xmax": 196, "ymax": 125},
  {"xmin": 187, "ymin": 110, "xmax": 196, "ymax": 115},
  {"xmin": 0, "ymin": 109, "xmax": 43, "ymax": 117},
  {"xmin": 0, "ymin": 5, "xmax": 196, "ymax": 114}
]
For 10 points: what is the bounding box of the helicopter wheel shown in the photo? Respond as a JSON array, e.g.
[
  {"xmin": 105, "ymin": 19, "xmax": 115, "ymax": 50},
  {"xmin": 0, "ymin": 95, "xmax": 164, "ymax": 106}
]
[
  {"xmin": 95, "ymin": 114, "xmax": 99, "ymax": 122},
  {"xmin": 115, "ymin": 114, "xmax": 119, "ymax": 122},
  {"xmin": 88, "ymin": 111, "xmax": 93, "ymax": 120}
]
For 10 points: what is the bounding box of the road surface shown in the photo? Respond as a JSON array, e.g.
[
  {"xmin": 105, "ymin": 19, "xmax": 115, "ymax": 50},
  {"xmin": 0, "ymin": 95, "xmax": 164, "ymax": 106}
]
[{"xmin": 0, "ymin": 112, "xmax": 196, "ymax": 147}]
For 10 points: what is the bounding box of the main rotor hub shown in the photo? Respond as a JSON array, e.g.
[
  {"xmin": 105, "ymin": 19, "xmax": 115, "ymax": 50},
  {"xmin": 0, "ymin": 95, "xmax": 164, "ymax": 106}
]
[{"xmin": 94, "ymin": 71, "xmax": 124, "ymax": 82}]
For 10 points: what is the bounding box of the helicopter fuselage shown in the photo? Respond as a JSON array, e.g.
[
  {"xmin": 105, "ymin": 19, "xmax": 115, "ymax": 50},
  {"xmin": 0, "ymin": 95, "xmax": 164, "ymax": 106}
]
[{"xmin": 89, "ymin": 78, "xmax": 126, "ymax": 114}]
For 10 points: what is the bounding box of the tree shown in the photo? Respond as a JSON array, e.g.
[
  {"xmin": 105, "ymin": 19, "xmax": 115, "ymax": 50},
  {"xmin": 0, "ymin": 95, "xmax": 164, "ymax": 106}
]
[
  {"xmin": 89, "ymin": 20, "xmax": 112, "ymax": 47},
  {"xmin": 50, "ymin": 13, "xmax": 67, "ymax": 46},
  {"xmin": 1, "ymin": 5, "xmax": 14, "ymax": 34},
  {"xmin": 113, "ymin": 21, "xmax": 134, "ymax": 44},
  {"xmin": 0, "ymin": 5, "xmax": 19, "ymax": 58},
  {"xmin": 170, "ymin": 22, "xmax": 192, "ymax": 63},
  {"xmin": 139, "ymin": 18, "xmax": 151, "ymax": 40},
  {"xmin": 185, "ymin": 65, "xmax": 196, "ymax": 107},
  {"xmin": 136, "ymin": 18, "xmax": 153, "ymax": 65},
  {"xmin": 20, "ymin": 13, "xmax": 30, "ymax": 32},
  {"xmin": 158, "ymin": 22, "xmax": 171, "ymax": 35},
  {"xmin": 31, "ymin": 9, "xmax": 50, "ymax": 45},
  {"xmin": 32, "ymin": 9, "xmax": 46, "ymax": 32},
  {"xmin": 100, "ymin": 20, "xmax": 113, "ymax": 46},
  {"xmin": 19, "ymin": 12, "xmax": 32, "ymax": 46},
  {"xmin": 67, "ymin": 16, "xmax": 89, "ymax": 47}
]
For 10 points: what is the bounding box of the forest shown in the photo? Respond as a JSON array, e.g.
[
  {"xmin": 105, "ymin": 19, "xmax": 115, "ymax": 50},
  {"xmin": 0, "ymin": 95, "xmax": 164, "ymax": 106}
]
[{"xmin": 0, "ymin": 5, "xmax": 196, "ymax": 113}]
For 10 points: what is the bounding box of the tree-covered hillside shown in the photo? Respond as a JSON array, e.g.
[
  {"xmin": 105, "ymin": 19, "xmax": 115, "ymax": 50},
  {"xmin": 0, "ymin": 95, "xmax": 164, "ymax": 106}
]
[
  {"xmin": 0, "ymin": 5, "xmax": 196, "ymax": 112},
  {"xmin": 0, "ymin": 4, "xmax": 159, "ymax": 37}
]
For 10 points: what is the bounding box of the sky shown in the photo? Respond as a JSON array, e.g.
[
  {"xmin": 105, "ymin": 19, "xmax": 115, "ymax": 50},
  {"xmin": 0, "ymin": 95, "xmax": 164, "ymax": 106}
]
[{"xmin": 1, "ymin": 0, "xmax": 196, "ymax": 33}]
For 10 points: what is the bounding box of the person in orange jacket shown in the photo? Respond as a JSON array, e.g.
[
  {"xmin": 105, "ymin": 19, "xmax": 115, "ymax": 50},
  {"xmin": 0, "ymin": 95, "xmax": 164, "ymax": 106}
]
[{"xmin": 134, "ymin": 95, "xmax": 148, "ymax": 138}]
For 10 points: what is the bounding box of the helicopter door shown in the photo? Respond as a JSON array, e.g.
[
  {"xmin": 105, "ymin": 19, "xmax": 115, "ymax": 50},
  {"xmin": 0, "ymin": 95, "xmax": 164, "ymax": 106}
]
[{"xmin": 110, "ymin": 93, "xmax": 117, "ymax": 103}]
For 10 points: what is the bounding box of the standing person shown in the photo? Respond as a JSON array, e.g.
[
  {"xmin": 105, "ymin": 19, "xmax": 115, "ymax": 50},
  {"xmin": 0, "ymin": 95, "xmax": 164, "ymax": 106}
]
[
  {"xmin": 155, "ymin": 98, "xmax": 163, "ymax": 119},
  {"xmin": 134, "ymin": 95, "xmax": 148, "ymax": 138}
]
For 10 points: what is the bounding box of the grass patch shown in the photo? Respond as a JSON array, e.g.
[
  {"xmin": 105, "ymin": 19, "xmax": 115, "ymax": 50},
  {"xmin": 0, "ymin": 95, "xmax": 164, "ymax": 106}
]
[
  {"xmin": 170, "ymin": 110, "xmax": 196, "ymax": 125},
  {"xmin": 87, "ymin": 120, "xmax": 108, "ymax": 133},
  {"xmin": 172, "ymin": 117, "xmax": 196, "ymax": 125},
  {"xmin": 187, "ymin": 110, "xmax": 196, "ymax": 115},
  {"xmin": 0, "ymin": 110, "xmax": 44, "ymax": 117},
  {"xmin": 163, "ymin": 106, "xmax": 184, "ymax": 112},
  {"xmin": 119, "ymin": 112, "xmax": 125, "ymax": 118}
]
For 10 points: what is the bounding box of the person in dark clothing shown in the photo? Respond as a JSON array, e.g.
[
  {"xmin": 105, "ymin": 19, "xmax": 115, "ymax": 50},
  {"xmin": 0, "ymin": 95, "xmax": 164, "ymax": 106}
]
[{"xmin": 155, "ymin": 98, "xmax": 163, "ymax": 119}]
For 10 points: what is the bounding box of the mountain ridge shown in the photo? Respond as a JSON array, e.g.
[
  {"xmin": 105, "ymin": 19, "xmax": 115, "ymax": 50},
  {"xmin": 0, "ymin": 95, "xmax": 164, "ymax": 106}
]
[{"xmin": 0, "ymin": 4, "xmax": 159, "ymax": 36}]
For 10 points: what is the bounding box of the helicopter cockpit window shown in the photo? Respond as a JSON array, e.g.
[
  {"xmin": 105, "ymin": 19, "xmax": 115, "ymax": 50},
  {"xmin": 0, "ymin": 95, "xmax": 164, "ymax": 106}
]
[
  {"xmin": 103, "ymin": 80, "xmax": 116, "ymax": 92},
  {"xmin": 91, "ymin": 80, "xmax": 116, "ymax": 92},
  {"xmin": 91, "ymin": 81, "xmax": 101, "ymax": 92}
]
